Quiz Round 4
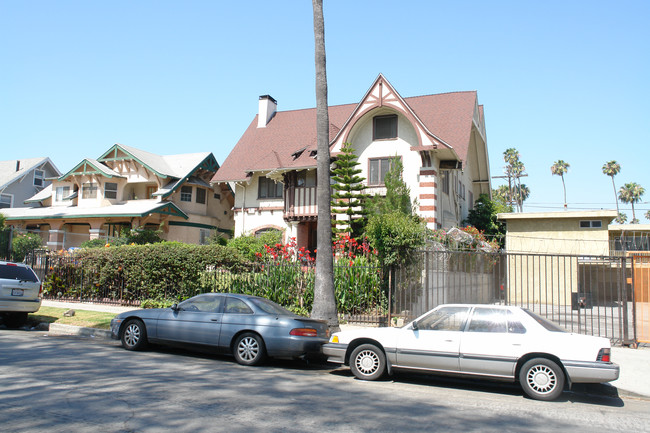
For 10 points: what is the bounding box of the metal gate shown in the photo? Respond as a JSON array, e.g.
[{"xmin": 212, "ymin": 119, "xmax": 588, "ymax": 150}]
[
  {"xmin": 633, "ymin": 254, "xmax": 650, "ymax": 343},
  {"xmin": 390, "ymin": 250, "xmax": 636, "ymax": 345}
]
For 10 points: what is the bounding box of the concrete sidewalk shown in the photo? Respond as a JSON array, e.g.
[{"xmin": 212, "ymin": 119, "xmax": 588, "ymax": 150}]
[{"xmin": 40, "ymin": 300, "xmax": 650, "ymax": 399}]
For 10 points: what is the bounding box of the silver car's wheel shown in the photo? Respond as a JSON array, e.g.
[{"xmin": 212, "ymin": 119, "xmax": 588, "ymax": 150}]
[
  {"xmin": 233, "ymin": 333, "xmax": 266, "ymax": 366},
  {"xmin": 121, "ymin": 319, "xmax": 147, "ymax": 351},
  {"xmin": 519, "ymin": 358, "xmax": 565, "ymax": 401},
  {"xmin": 350, "ymin": 344, "xmax": 386, "ymax": 381}
]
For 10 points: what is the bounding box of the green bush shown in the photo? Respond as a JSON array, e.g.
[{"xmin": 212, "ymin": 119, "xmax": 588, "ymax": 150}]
[
  {"xmin": 226, "ymin": 231, "xmax": 282, "ymax": 261},
  {"xmin": 366, "ymin": 211, "xmax": 428, "ymax": 268},
  {"xmin": 12, "ymin": 232, "xmax": 43, "ymax": 261}
]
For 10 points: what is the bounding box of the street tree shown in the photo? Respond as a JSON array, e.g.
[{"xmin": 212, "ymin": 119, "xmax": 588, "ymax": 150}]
[
  {"xmin": 331, "ymin": 142, "xmax": 369, "ymax": 238},
  {"xmin": 619, "ymin": 182, "xmax": 645, "ymax": 224},
  {"xmin": 602, "ymin": 160, "xmax": 621, "ymax": 217},
  {"xmin": 502, "ymin": 148, "xmax": 528, "ymax": 211},
  {"xmin": 310, "ymin": 0, "xmax": 338, "ymax": 330},
  {"xmin": 551, "ymin": 160, "xmax": 570, "ymax": 210}
]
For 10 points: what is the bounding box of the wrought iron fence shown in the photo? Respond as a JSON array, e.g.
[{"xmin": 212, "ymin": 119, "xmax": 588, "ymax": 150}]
[{"xmin": 390, "ymin": 250, "xmax": 636, "ymax": 344}]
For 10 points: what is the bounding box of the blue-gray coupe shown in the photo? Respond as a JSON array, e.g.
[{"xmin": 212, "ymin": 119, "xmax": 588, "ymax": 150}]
[{"xmin": 110, "ymin": 293, "xmax": 329, "ymax": 365}]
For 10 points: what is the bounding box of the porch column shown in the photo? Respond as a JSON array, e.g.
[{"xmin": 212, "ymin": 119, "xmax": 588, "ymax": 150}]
[
  {"xmin": 88, "ymin": 221, "xmax": 106, "ymax": 240},
  {"xmin": 47, "ymin": 222, "xmax": 65, "ymax": 251}
]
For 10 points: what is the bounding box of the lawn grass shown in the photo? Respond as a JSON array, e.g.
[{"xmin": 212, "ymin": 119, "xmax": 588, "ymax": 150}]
[{"xmin": 29, "ymin": 306, "xmax": 117, "ymax": 330}]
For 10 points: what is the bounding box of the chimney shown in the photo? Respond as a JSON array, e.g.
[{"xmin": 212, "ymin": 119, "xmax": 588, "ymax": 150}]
[
  {"xmin": 257, "ymin": 95, "xmax": 277, "ymax": 128},
  {"xmin": 16, "ymin": 160, "xmax": 20, "ymax": 172}
]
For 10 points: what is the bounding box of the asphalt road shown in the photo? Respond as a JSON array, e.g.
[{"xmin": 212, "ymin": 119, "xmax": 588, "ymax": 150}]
[{"xmin": 2, "ymin": 330, "xmax": 650, "ymax": 433}]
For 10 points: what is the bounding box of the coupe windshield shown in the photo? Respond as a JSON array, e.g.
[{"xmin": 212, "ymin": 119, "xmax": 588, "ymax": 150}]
[{"xmin": 523, "ymin": 309, "xmax": 567, "ymax": 332}]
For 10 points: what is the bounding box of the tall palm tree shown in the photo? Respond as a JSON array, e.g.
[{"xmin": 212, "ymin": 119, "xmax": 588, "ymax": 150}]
[
  {"xmin": 551, "ymin": 160, "xmax": 570, "ymax": 210},
  {"xmin": 619, "ymin": 182, "xmax": 645, "ymax": 223},
  {"xmin": 602, "ymin": 160, "xmax": 621, "ymax": 216},
  {"xmin": 310, "ymin": 0, "xmax": 338, "ymax": 330},
  {"xmin": 645, "ymin": 210, "xmax": 650, "ymax": 222}
]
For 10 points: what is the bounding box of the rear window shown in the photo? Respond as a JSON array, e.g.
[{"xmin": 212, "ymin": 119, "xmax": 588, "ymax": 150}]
[
  {"xmin": 523, "ymin": 309, "xmax": 566, "ymax": 333},
  {"xmin": 249, "ymin": 297, "xmax": 293, "ymax": 316},
  {"xmin": 0, "ymin": 264, "xmax": 39, "ymax": 282}
]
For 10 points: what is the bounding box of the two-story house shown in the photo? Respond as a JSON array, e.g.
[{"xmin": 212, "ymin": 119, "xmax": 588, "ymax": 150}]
[
  {"xmin": 211, "ymin": 74, "xmax": 491, "ymax": 252},
  {"xmin": 0, "ymin": 158, "xmax": 60, "ymax": 209},
  {"xmin": 1, "ymin": 144, "xmax": 234, "ymax": 249}
]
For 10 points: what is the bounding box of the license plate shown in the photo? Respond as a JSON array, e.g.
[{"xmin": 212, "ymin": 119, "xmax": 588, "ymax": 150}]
[{"xmin": 11, "ymin": 289, "xmax": 24, "ymax": 296}]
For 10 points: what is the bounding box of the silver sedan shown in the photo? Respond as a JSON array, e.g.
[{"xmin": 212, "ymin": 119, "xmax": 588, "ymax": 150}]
[{"xmin": 111, "ymin": 293, "xmax": 329, "ymax": 365}]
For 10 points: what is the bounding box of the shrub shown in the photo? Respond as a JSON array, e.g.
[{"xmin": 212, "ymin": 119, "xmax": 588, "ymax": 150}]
[
  {"xmin": 227, "ymin": 231, "xmax": 282, "ymax": 261},
  {"xmin": 12, "ymin": 232, "xmax": 43, "ymax": 261},
  {"xmin": 365, "ymin": 212, "xmax": 428, "ymax": 268}
]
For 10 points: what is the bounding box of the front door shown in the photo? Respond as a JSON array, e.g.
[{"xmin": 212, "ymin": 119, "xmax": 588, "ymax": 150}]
[
  {"xmin": 156, "ymin": 294, "xmax": 224, "ymax": 346},
  {"xmin": 394, "ymin": 306, "xmax": 470, "ymax": 372}
]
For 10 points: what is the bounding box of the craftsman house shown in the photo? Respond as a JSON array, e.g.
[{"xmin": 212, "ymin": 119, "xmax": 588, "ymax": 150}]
[
  {"xmin": 211, "ymin": 74, "xmax": 491, "ymax": 252},
  {"xmin": 1, "ymin": 144, "xmax": 234, "ymax": 248}
]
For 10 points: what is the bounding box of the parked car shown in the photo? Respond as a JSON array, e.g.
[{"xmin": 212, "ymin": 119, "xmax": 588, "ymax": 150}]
[
  {"xmin": 111, "ymin": 293, "xmax": 330, "ymax": 365},
  {"xmin": 323, "ymin": 304, "xmax": 620, "ymax": 401},
  {"xmin": 0, "ymin": 260, "xmax": 43, "ymax": 328}
]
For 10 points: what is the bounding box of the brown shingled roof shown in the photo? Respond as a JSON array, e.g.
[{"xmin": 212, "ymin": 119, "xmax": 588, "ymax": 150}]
[{"xmin": 212, "ymin": 90, "xmax": 478, "ymax": 183}]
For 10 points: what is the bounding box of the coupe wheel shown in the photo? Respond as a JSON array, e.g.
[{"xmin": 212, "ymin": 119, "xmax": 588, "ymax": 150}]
[
  {"xmin": 349, "ymin": 344, "xmax": 386, "ymax": 381},
  {"xmin": 519, "ymin": 358, "xmax": 565, "ymax": 401},
  {"xmin": 233, "ymin": 333, "xmax": 266, "ymax": 366},
  {"xmin": 121, "ymin": 319, "xmax": 148, "ymax": 351}
]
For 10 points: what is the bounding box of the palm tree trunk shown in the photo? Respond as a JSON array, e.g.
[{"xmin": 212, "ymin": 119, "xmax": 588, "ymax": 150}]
[
  {"xmin": 611, "ymin": 177, "xmax": 620, "ymax": 215},
  {"xmin": 311, "ymin": 0, "xmax": 338, "ymax": 330},
  {"xmin": 561, "ymin": 175, "xmax": 567, "ymax": 210}
]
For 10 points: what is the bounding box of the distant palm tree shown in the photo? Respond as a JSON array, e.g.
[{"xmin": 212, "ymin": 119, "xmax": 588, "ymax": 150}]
[
  {"xmin": 618, "ymin": 182, "xmax": 645, "ymax": 224},
  {"xmin": 602, "ymin": 160, "xmax": 621, "ymax": 216},
  {"xmin": 617, "ymin": 212, "xmax": 628, "ymax": 224},
  {"xmin": 645, "ymin": 210, "xmax": 650, "ymax": 222},
  {"xmin": 551, "ymin": 160, "xmax": 570, "ymax": 210}
]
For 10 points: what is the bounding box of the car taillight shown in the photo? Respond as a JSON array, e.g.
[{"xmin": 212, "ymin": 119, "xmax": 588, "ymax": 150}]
[
  {"xmin": 290, "ymin": 328, "xmax": 318, "ymax": 337},
  {"xmin": 597, "ymin": 348, "xmax": 611, "ymax": 362},
  {"xmin": 39, "ymin": 283, "xmax": 43, "ymax": 298}
]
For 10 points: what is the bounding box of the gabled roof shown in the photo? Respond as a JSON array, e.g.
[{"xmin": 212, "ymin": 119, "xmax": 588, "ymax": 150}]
[
  {"xmin": 58, "ymin": 158, "xmax": 124, "ymax": 181},
  {"xmin": 212, "ymin": 76, "xmax": 480, "ymax": 183},
  {"xmin": 0, "ymin": 157, "xmax": 61, "ymax": 191}
]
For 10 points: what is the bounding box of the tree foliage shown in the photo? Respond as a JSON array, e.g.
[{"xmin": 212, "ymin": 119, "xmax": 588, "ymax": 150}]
[
  {"xmin": 11, "ymin": 232, "xmax": 43, "ymax": 261},
  {"xmin": 619, "ymin": 182, "xmax": 645, "ymax": 224},
  {"xmin": 331, "ymin": 142, "xmax": 369, "ymax": 238},
  {"xmin": 463, "ymin": 193, "xmax": 508, "ymax": 246}
]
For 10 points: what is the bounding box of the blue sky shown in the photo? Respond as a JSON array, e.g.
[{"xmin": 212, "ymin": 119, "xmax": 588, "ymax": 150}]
[{"xmin": 2, "ymin": 1, "xmax": 648, "ymax": 221}]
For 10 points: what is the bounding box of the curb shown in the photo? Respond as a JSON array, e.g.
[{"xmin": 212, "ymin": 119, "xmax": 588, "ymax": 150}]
[{"xmin": 47, "ymin": 323, "xmax": 113, "ymax": 340}]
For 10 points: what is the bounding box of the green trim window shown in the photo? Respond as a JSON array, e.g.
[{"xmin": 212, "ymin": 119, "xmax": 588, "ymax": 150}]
[
  {"xmin": 258, "ymin": 177, "xmax": 283, "ymax": 199},
  {"xmin": 196, "ymin": 187, "xmax": 206, "ymax": 204},
  {"xmin": 180, "ymin": 186, "xmax": 192, "ymax": 202},
  {"xmin": 373, "ymin": 114, "xmax": 398, "ymax": 140},
  {"xmin": 33, "ymin": 169, "xmax": 45, "ymax": 187},
  {"xmin": 82, "ymin": 182, "xmax": 98, "ymax": 199},
  {"xmin": 104, "ymin": 182, "xmax": 118, "ymax": 199}
]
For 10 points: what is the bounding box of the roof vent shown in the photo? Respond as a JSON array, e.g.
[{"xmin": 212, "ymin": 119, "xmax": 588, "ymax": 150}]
[{"xmin": 258, "ymin": 95, "xmax": 277, "ymax": 128}]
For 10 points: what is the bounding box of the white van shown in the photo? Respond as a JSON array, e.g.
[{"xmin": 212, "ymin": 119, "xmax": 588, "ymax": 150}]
[{"xmin": 0, "ymin": 261, "xmax": 42, "ymax": 327}]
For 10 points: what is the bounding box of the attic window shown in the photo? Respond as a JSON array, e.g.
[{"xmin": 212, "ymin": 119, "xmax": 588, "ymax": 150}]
[
  {"xmin": 291, "ymin": 147, "xmax": 307, "ymax": 160},
  {"xmin": 33, "ymin": 169, "xmax": 44, "ymax": 187},
  {"xmin": 104, "ymin": 182, "xmax": 118, "ymax": 199},
  {"xmin": 580, "ymin": 220, "xmax": 602, "ymax": 228},
  {"xmin": 373, "ymin": 114, "xmax": 398, "ymax": 140},
  {"xmin": 82, "ymin": 182, "xmax": 98, "ymax": 199}
]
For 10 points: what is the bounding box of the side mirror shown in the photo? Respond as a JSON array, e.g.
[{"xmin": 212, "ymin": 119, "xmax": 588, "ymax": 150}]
[
  {"xmin": 411, "ymin": 320, "xmax": 418, "ymax": 331},
  {"xmin": 171, "ymin": 303, "xmax": 179, "ymax": 311}
]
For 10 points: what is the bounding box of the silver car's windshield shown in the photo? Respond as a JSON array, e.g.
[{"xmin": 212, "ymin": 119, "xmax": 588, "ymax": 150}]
[
  {"xmin": 249, "ymin": 297, "xmax": 294, "ymax": 316},
  {"xmin": 523, "ymin": 309, "xmax": 567, "ymax": 333}
]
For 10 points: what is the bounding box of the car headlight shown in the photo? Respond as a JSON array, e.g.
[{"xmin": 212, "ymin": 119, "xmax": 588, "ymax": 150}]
[{"xmin": 330, "ymin": 335, "xmax": 339, "ymax": 343}]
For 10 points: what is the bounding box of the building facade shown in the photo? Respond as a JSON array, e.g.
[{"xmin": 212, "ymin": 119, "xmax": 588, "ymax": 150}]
[{"xmin": 212, "ymin": 74, "xmax": 491, "ymax": 251}]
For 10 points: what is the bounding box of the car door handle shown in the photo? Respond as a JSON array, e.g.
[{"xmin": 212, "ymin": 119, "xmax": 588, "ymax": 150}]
[{"xmin": 210, "ymin": 319, "xmax": 220, "ymax": 322}]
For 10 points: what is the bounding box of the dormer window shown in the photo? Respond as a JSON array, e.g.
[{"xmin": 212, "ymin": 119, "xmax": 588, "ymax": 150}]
[
  {"xmin": 104, "ymin": 182, "xmax": 118, "ymax": 199},
  {"xmin": 181, "ymin": 186, "xmax": 193, "ymax": 202},
  {"xmin": 373, "ymin": 114, "xmax": 398, "ymax": 140},
  {"xmin": 82, "ymin": 182, "xmax": 98, "ymax": 199}
]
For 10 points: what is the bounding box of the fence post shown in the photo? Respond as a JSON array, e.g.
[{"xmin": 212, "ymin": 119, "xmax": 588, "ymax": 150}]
[
  {"xmin": 620, "ymin": 256, "xmax": 630, "ymax": 344},
  {"xmin": 387, "ymin": 267, "xmax": 392, "ymax": 326}
]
